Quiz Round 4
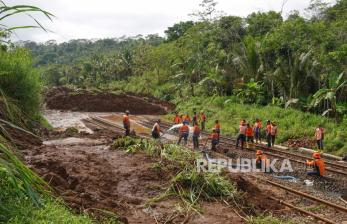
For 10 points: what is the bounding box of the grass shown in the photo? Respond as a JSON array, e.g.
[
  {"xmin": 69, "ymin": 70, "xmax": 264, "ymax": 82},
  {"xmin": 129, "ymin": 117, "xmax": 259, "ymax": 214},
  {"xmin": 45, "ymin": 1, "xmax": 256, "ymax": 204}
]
[
  {"xmin": 171, "ymin": 96, "xmax": 347, "ymax": 156},
  {"xmin": 246, "ymin": 215, "xmax": 293, "ymax": 224}
]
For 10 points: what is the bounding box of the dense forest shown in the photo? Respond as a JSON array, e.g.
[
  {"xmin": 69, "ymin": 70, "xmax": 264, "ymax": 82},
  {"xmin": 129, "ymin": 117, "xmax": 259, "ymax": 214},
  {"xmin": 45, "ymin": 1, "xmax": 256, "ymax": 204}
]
[{"xmin": 23, "ymin": 0, "xmax": 347, "ymax": 119}]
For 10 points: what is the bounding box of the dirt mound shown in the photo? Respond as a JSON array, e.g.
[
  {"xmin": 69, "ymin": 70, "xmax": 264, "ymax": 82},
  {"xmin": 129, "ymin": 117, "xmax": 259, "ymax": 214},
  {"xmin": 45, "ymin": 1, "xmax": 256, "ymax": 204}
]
[
  {"xmin": 45, "ymin": 87, "xmax": 174, "ymax": 115},
  {"xmin": 283, "ymin": 138, "xmax": 316, "ymax": 149},
  {"xmin": 229, "ymin": 174, "xmax": 285, "ymax": 214},
  {"xmin": 0, "ymin": 121, "xmax": 42, "ymax": 150}
]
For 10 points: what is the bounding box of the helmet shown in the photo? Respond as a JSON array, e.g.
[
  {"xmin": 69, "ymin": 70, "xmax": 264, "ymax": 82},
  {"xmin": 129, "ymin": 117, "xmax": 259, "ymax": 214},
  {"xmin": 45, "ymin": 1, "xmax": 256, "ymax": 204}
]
[
  {"xmin": 256, "ymin": 150, "xmax": 263, "ymax": 155},
  {"xmin": 125, "ymin": 110, "xmax": 130, "ymax": 114},
  {"xmin": 313, "ymin": 152, "xmax": 321, "ymax": 159}
]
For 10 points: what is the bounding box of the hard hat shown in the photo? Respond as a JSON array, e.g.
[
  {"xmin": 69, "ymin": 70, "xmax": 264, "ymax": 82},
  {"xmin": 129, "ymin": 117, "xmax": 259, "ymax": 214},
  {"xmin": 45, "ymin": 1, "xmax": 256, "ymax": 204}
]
[
  {"xmin": 313, "ymin": 152, "xmax": 321, "ymax": 159},
  {"xmin": 256, "ymin": 150, "xmax": 263, "ymax": 155},
  {"xmin": 125, "ymin": 110, "xmax": 130, "ymax": 114}
]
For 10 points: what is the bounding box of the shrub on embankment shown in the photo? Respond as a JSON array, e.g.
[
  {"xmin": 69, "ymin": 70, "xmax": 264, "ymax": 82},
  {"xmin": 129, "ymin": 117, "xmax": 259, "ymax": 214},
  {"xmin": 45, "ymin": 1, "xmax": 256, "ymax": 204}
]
[
  {"xmin": 0, "ymin": 49, "xmax": 42, "ymax": 120},
  {"xmin": 173, "ymin": 96, "xmax": 347, "ymax": 156}
]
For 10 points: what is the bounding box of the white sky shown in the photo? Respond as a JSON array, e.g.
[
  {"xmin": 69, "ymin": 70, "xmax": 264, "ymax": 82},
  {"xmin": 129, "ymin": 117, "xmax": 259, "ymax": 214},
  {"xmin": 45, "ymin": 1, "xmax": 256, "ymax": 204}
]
[{"xmin": 3, "ymin": 0, "xmax": 334, "ymax": 43}]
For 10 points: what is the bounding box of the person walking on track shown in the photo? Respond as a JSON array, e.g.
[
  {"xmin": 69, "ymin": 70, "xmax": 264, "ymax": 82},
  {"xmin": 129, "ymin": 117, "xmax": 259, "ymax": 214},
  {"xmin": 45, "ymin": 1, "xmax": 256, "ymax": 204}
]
[
  {"xmin": 236, "ymin": 120, "xmax": 247, "ymax": 149},
  {"xmin": 177, "ymin": 122, "xmax": 189, "ymax": 145},
  {"xmin": 315, "ymin": 124, "xmax": 324, "ymax": 150},
  {"xmin": 200, "ymin": 111, "xmax": 206, "ymax": 131},
  {"xmin": 270, "ymin": 122, "xmax": 278, "ymax": 147},
  {"xmin": 193, "ymin": 122, "xmax": 200, "ymax": 150}
]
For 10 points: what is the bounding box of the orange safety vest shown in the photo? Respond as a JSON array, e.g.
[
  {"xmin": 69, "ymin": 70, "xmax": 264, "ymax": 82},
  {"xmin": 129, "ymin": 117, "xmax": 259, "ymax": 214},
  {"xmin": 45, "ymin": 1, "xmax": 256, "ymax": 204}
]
[
  {"xmin": 214, "ymin": 123, "xmax": 221, "ymax": 132},
  {"xmin": 173, "ymin": 115, "xmax": 182, "ymax": 124},
  {"xmin": 246, "ymin": 127, "xmax": 253, "ymax": 137},
  {"xmin": 123, "ymin": 115, "xmax": 130, "ymax": 126},
  {"xmin": 193, "ymin": 125, "xmax": 200, "ymax": 136},
  {"xmin": 266, "ymin": 124, "xmax": 271, "ymax": 134},
  {"xmin": 306, "ymin": 159, "xmax": 325, "ymax": 176},
  {"xmin": 183, "ymin": 115, "xmax": 191, "ymax": 122},
  {"xmin": 256, "ymin": 155, "xmax": 270, "ymax": 167},
  {"xmin": 255, "ymin": 121, "xmax": 262, "ymax": 129},
  {"xmin": 179, "ymin": 125, "xmax": 189, "ymax": 134},
  {"xmin": 210, "ymin": 133, "xmax": 219, "ymax": 140}
]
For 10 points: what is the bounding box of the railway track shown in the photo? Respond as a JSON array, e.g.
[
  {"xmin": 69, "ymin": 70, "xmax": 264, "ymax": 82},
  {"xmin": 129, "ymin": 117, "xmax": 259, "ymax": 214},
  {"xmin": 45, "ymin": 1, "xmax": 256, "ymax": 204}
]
[
  {"xmin": 151, "ymin": 120, "xmax": 347, "ymax": 177},
  {"xmin": 90, "ymin": 116, "xmax": 347, "ymax": 224}
]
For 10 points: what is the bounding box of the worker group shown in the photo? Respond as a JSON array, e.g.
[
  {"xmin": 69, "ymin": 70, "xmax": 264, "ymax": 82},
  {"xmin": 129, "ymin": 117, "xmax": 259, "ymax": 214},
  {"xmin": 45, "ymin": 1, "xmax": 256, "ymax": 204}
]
[{"xmin": 122, "ymin": 110, "xmax": 326, "ymax": 177}]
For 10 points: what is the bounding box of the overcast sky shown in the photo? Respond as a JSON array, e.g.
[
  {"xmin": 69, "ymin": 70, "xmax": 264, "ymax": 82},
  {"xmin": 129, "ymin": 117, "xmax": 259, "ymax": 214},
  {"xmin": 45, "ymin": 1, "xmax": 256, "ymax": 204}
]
[{"xmin": 3, "ymin": 0, "xmax": 334, "ymax": 43}]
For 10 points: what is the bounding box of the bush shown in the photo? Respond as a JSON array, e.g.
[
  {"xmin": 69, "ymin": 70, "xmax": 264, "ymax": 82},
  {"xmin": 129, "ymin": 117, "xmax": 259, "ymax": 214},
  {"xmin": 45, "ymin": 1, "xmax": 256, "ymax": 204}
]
[{"xmin": 0, "ymin": 49, "xmax": 42, "ymax": 119}]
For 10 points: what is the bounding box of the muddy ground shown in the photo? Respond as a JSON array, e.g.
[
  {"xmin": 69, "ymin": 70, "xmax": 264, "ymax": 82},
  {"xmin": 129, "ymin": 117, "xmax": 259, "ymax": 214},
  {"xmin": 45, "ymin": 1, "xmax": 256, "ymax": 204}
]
[
  {"xmin": 45, "ymin": 87, "xmax": 174, "ymax": 115},
  {"xmin": 24, "ymin": 128, "xmax": 249, "ymax": 223}
]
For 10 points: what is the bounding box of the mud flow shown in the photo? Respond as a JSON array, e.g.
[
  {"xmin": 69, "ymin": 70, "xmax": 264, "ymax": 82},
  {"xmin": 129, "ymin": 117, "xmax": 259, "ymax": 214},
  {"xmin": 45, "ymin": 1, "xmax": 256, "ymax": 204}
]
[{"xmin": 45, "ymin": 87, "xmax": 174, "ymax": 114}]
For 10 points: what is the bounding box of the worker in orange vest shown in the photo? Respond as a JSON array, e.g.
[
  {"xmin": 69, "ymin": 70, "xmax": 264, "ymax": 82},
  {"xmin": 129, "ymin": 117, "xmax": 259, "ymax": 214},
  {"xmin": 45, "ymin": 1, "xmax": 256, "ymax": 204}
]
[
  {"xmin": 173, "ymin": 112, "xmax": 182, "ymax": 124},
  {"xmin": 245, "ymin": 123, "xmax": 254, "ymax": 149},
  {"xmin": 193, "ymin": 122, "xmax": 200, "ymax": 150},
  {"xmin": 265, "ymin": 120, "xmax": 272, "ymax": 147},
  {"xmin": 255, "ymin": 150, "xmax": 270, "ymax": 172},
  {"xmin": 152, "ymin": 119, "xmax": 162, "ymax": 139},
  {"xmin": 253, "ymin": 118, "xmax": 262, "ymax": 144},
  {"xmin": 214, "ymin": 120, "xmax": 221, "ymax": 140},
  {"xmin": 270, "ymin": 122, "xmax": 278, "ymax": 147},
  {"xmin": 315, "ymin": 124, "xmax": 324, "ymax": 150},
  {"xmin": 209, "ymin": 129, "xmax": 219, "ymax": 151},
  {"xmin": 236, "ymin": 120, "xmax": 247, "ymax": 149},
  {"xmin": 177, "ymin": 122, "xmax": 189, "ymax": 145},
  {"xmin": 183, "ymin": 113, "xmax": 191, "ymax": 125},
  {"xmin": 306, "ymin": 152, "xmax": 325, "ymax": 176},
  {"xmin": 123, "ymin": 110, "xmax": 130, "ymax": 136},
  {"xmin": 200, "ymin": 111, "xmax": 206, "ymax": 131}
]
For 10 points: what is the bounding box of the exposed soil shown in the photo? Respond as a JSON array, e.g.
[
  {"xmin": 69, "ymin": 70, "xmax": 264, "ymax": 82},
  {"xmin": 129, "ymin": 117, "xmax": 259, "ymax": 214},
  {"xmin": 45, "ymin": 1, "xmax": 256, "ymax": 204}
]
[
  {"xmin": 283, "ymin": 138, "xmax": 316, "ymax": 149},
  {"xmin": 228, "ymin": 174, "xmax": 286, "ymax": 214},
  {"xmin": 45, "ymin": 87, "xmax": 174, "ymax": 115},
  {"xmin": 0, "ymin": 122, "xmax": 42, "ymax": 150}
]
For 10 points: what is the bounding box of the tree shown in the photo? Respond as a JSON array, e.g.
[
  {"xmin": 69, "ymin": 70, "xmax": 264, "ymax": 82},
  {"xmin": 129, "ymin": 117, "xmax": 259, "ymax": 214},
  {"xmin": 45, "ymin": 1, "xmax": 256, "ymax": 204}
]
[
  {"xmin": 310, "ymin": 72, "xmax": 347, "ymax": 120},
  {"xmin": 246, "ymin": 11, "xmax": 283, "ymax": 37},
  {"xmin": 165, "ymin": 21, "xmax": 194, "ymax": 42}
]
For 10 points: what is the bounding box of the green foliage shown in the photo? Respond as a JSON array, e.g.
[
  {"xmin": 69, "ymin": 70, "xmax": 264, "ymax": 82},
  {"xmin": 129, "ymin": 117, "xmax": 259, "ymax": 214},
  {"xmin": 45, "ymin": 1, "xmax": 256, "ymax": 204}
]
[
  {"xmin": 167, "ymin": 169, "xmax": 238, "ymax": 203},
  {"xmin": 246, "ymin": 214, "xmax": 293, "ymax": 224},
  {"xmin": 165, "ymin": 21, "xmax": 195, "ymax": 42},
  {"xmin": 0, "ymin": 49, "xmax": 42, "ymax": 119},
  {"xmin": 0, "ymin": 1, "xmax": 54, "ymax": 37},
  {"xmin": 234, "ymin": 79, "xmax": 264, "ymax": 104}
]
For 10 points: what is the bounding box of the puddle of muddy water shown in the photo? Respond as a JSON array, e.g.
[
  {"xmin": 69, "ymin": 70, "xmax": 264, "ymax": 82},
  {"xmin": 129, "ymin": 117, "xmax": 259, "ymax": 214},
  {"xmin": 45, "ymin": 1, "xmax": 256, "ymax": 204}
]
[{"xmin": 44, "ymin": 110, "xmax": 114, "ymax": 133}]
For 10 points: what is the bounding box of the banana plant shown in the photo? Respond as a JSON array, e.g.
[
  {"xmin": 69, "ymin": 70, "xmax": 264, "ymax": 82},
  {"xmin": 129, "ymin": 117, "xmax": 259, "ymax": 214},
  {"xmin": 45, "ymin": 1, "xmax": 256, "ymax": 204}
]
[{"xmin": 310, "ymin": 72, "xmax": 347, "ymax": 120}]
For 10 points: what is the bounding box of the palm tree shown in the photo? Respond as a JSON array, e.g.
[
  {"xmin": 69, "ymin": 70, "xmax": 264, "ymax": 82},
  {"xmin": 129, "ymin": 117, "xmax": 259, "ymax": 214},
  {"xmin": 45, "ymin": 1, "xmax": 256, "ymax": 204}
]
[{"xmin": 310, "ymin": 72, "xmax": 347, "ymax": 120}]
